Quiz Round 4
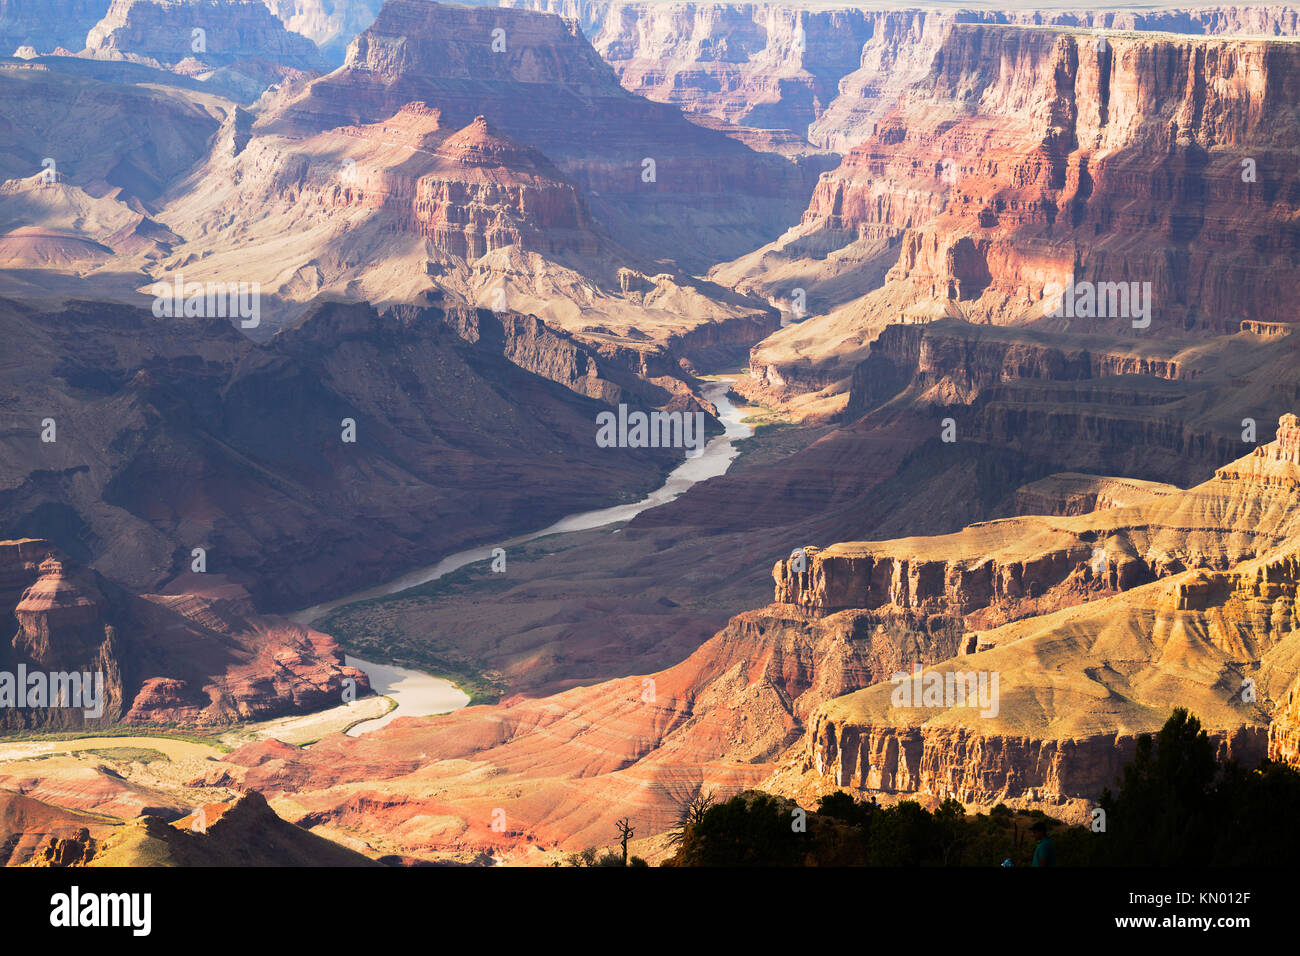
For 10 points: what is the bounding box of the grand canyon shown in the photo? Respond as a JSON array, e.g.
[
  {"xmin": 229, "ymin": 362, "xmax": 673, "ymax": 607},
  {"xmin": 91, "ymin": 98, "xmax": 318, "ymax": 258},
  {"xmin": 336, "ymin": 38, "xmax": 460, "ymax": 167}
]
[{"xmin": 0, "ymin": 0, "xmax": 1297, "ymax": 904}]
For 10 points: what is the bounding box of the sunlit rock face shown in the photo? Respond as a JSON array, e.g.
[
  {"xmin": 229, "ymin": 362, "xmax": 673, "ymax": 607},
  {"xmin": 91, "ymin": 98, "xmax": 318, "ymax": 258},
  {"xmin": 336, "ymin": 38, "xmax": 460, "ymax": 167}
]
[
  {"xmin": 773, "ymin": 418, "xmax": 1300, "ymax": 807},
  {"xmin": 722, "ymin": 21, "xmax": 1300, "ymax": 413}
]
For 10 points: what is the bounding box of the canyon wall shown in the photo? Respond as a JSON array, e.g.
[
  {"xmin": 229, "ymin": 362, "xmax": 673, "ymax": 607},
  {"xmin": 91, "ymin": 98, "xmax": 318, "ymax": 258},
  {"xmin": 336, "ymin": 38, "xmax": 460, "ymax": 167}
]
[
  {"xmin": 847, "ymin": 321, "xmax": 1195, "ymax": 417},
  {"xmin": 806, "ymin": 717, "xmax": 1268, "ymax": 806},
  {"xmin": 262, "ymin": 0, "xmax": 383, "ymax": 60},
  {"xmin": 773, "ymin": 542, "xmax": 1114, "ymax": 619},
  {"xmin": 808, "ymin": 24, "xmax": 1300, "ymax": 332},
  {"xmin": 17, "ymin": 1, "xmax": 1292, "ymax": 144},
  {"xmin": 774, "ymin": 414, "xmax": 1300, "ymax": 621},
  {"xmin": 832, "ymin": 316, "xmax": 1292, "ymax": 493},
  {"xmin": 0, "ymin": 0, "xmax": 111, "ymax": 54},
  {"xmin": 411, "ymin": 300, "xmax": 721, "ymax": 413},
  {"xmin": 1269, "ymin": 671, "xmax": 1300, "ymax": 764},
  {"xmin": 485, "ymin": 2, "xmax": 1300, "ymax": 149},
  {"xmin": 725, "ymin": 20, "xmax": 1300, "ymax": 416},
  {"xmin": 804, "ymin": 543, "xmax": 1300, "ymax": 805},
  {"xmin": 86, "ymin": 0, "xmax": 325, "ymax": 67},
  {"xmin": 766, "ymin": 419, "xmax": 1300, "ymax": 806},
  {"xmin": 591, "ymin": 2, "xmax": 882, "ymax": 139}
]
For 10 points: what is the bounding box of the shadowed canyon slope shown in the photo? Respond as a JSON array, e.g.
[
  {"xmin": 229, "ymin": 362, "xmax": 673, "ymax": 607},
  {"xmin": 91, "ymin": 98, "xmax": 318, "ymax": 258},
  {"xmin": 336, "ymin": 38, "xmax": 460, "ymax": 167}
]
[
  {"xmin": 0, "ymin": 296, "xmax": 683, "ymax": 612},
  {"xmin": 0, "ymin": 538, "xmax": 370, "ymax": 729}
]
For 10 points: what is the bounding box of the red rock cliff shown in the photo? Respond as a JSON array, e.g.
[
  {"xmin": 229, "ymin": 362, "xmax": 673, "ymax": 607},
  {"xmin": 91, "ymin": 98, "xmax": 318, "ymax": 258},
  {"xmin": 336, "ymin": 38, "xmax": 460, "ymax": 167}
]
[{"xmin": 802, "ymin": 23, "xmax": 1300, "ymax": 334}]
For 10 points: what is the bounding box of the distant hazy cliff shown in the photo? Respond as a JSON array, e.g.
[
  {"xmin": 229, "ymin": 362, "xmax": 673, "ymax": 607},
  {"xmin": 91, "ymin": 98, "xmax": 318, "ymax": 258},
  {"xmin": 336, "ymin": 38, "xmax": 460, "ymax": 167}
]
[{"xmin": 482, "ymin": 1, "xmax": 1300, "ymax": 148}]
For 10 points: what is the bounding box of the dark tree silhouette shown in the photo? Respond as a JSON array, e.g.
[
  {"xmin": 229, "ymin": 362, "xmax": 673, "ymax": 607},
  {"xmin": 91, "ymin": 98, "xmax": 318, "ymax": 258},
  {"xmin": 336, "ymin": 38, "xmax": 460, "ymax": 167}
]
[
  {"xmin": 667, "ymin": 789, "xmax": 715, "ymax": 847},
  {"xmin": 615, "ymin": 818, "xmax": 634, "ymax": 866}
]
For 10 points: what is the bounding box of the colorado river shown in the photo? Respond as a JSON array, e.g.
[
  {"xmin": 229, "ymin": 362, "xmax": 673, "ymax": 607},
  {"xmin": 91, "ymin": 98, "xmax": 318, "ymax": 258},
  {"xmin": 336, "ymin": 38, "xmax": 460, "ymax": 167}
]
[{"xmin": 294, "ymin": 377, "xmax": 753, "ymax": 736}]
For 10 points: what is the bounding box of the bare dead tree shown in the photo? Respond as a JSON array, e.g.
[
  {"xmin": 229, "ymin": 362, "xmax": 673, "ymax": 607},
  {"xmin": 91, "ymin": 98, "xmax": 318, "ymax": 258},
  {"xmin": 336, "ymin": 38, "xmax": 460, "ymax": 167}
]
[{"xmin": 615, "ymin": 817, "xmax": 634, "ymax": 865}]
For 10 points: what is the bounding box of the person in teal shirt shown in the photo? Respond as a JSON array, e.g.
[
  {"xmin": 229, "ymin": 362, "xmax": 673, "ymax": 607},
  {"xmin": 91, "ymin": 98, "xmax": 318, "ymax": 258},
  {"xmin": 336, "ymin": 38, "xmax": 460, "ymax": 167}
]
[{"xmin": 1031, "ymin": 820, "xmax": 1056, "ymax": 867}]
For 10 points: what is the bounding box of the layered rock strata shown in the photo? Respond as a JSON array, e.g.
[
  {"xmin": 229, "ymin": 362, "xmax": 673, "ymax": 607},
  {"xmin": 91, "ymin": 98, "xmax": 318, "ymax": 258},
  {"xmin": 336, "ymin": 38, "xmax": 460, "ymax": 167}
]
[
  {"xmin": 770, "ymin": 416, "xmax": 1300, "ymax": 805},
  {"xmin": 720, "ymin": 21, "xmax": 1300, "ymax": 408}
]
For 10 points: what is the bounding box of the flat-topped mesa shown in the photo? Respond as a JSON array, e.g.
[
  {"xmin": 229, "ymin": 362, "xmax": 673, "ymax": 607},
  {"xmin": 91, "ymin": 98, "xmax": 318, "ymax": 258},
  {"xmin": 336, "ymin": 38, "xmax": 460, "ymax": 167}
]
[
  {"xmin": 1013, "ymin": 473, "xmax": 1179, "ymax": 517},
  {"xmin": 85, "ymin": 0, "xmax": 326, "ymax": 70},
  {"xmin": 773, "ymin": 542, "xmax": 1118, "ymax": 619},
  {"xmin": 334, "ymin": 101, "xmax": 444, "ymax": 148},
  {"xmin": 775, "ymin": 414, "xmax": 1300, "ymax": 619}
]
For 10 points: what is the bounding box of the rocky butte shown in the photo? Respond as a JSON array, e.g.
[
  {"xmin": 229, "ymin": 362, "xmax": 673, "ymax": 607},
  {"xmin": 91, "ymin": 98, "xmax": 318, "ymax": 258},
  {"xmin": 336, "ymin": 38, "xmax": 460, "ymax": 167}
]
[
  {"xmin": 80, "ymin": 0, "xmax": 329, "ymax": 100},
  {"xmin": 0, "ymin": 538, "xmax": 371, "ymax": 730},
  {"xmin": 261, "ymin": 0, "xmax": 817, "ymax": 272}
]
